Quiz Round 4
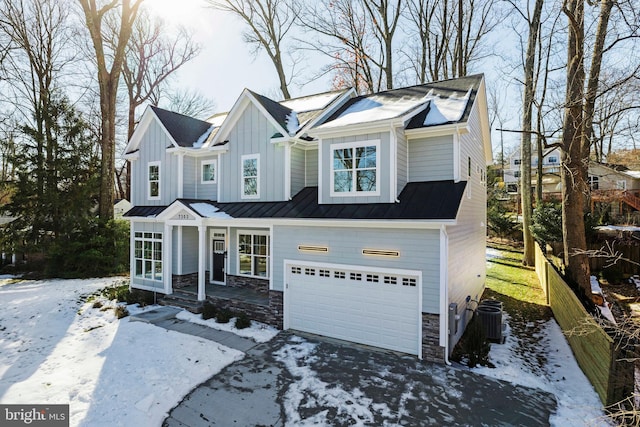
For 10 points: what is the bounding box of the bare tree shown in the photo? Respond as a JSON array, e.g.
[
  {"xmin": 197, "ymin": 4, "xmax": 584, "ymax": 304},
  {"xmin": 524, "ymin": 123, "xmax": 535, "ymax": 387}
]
[
  {"xmin": 207, "ymin": 0, "xmax": 298, "ymax": 99},
  {"xmin": 164, "ymin": 88, "xmax": 216, "ymax": 119},
  {"xmin": 77, "ymin": 0, "xmax": 143, "ymax": 221},
  {"xmin": 361, "ymin": 0, "xmax": 402, "ymax": 89}
]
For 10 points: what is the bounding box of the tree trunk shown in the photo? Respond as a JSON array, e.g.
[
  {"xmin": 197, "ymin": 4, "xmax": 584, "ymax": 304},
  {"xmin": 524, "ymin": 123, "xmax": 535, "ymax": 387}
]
[
  {"xmin": 521, "ymin": 0, "xmax": 544, "ymax": 266},
  {"xmin": 561, "ymin": 0, "xmax": 590, "ymax": 296}
]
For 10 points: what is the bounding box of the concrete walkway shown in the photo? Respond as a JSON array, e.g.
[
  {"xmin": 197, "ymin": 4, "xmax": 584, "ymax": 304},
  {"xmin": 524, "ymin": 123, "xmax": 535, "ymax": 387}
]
[
  {"xmin": 129, "ymin": 306, "xmax": 257, "ymax": 352},
  {"xmin": 163, "ymin": 332, "xmax": 558, "ymax": 426}
]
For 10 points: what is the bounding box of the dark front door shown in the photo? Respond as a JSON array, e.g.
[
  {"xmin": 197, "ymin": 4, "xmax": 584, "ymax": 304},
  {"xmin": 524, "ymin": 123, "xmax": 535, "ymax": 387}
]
[{"xmin": 212, "ymin": 239, "xmax": 225, "ymax": 283}]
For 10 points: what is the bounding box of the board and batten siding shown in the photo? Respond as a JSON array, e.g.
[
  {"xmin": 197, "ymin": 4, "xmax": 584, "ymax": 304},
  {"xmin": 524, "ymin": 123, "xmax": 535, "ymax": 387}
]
[
  {"xmin": 131, "ymin": 120, "xmax": 179, "ymax": 206},
  {"xmin": 272, "ymin": 225, "xmax": 441, "ymax": 313},
  {"xmin": 131, "ymin": 221, "xmax": 165, "ymax": 290},
  {"xmin": 445, "ymin": 100, "xmax": 487, "ymax": 350},
  {"xmin": 305, "ymin": 149, "xmax": 318, "ymax": 187},
  {"xmin": 195, "ymin": 156, "xmax": 218, "ymax": 200},
  {"xmin": 407, "ymin": 135, "xmax": 454, "ymax": 182},
  {"xmin": 219, "ymin": 103, "xmax": 286, "ymax": 202},
  {"xmin": 181, "ymin": 226, "xmax": 199, "ymax": 274},
  {"xmin": 290, "ymin": 147, "xmax": 305, "ymax": 197},
  {"xmin": 183, "ymin": 156, "xmax": 196, "ymax": 199},
  {"xmin": 319, "ymin": 132, "xmax": 393, "ymax": 204},
  {"xmin": 396, "ymin": 127, "xmax": 408, "ymax": 196}
]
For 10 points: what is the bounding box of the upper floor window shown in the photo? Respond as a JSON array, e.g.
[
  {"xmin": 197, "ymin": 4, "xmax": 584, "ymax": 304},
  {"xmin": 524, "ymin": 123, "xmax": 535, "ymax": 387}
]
[
  {"xmin": 201, "ymin": 159, "xmax": 217, "ymax": 184},
  {"xmin": 148, "ymin": 161, "xmax": 160, "ymax": 200},
  {"xmin": 330, "ymin": 140, "xmax": 379, "ymax": 196},
  {"xmin": 547, "ymin": 156, "xmax": 558, "ymax": 164},
  {"xmin": 241, "ymin": 154, "xmax": 259, "ymax": 199},
  {"xmin": 589, "ymin": 176, "xmax": 599, "ymax": 190},
  {"xmin": 514, "ymin": 159, "xmax": 521, "ymax": 165}
]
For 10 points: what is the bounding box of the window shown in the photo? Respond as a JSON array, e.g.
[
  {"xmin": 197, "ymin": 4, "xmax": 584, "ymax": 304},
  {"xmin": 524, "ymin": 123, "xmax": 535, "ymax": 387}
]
[
  {"xmin": 384, "ymin": 276, "xmax": 397, "ymax": 285},
  {"xmin": 350, "ymin": 272, "xmax": 362, "ymax": 281},
  {"xmin": 366, "ymin": 274, "xmax": 379, "ymax": 283},
  {"xmin": 148, "ymin": 161, "xmax": 160, "ymax": 200},
  {"xmin": 305, "ymin": 268, "xmax": 316, "ymax": 276},
  {"xmin": 548, "ymin": 156, "xmax": 558, "ymax": 164},
  {"xmin": 238, "ymin": 232, "xmax": 269, "ymax": 277},
  {"xmin": 319, "ymin": 269, "xmax": 330, "ymax": 277},
  {"xmin": 241, "ymin": 154, "xmax": 259, "ymax": 198},
  {"xmin": 616, "ymin": 180, "xmax": 627, "ymax": 190},
  {"xmin": 334, "ymin": 271, "xmax": 346, "ymax": 279},
  {"xmin": 201, "ymin": 159, "xmax": 217, "ymax": 184},
  {"xmin": 514, "ymin": 159, "xmax": 522, "ymax": 165},
  {"xmin": 514, "ymin": 171, "xmax": 521, "ymax": 178},
  {"xmin": 331, "ymin": 140, "xmax": 379, "ymax": 196},
  {"xmin": 291, "ymin": 266, "xmax": 302, "ymax": 274},
  {"xmin": 402, "ymin": 277, "xmax": 417, "ymax": 287},
  {"xmin": 468, "ymin": 157, "xmax": 471, "ymax": 177},
  {"xmin": 589, "ymin": 176, "xmax": 599, "ymax": 190},
  {"xmin": 134, "ymin": 232, "xmax": 162, "ymax": 281}
]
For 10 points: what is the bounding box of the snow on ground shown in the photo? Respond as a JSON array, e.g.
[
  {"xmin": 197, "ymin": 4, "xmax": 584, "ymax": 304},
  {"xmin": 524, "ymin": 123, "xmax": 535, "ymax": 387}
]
[
  {"xmin": 474, "ymin": 317, "xmax": 608, "ymax": 426},
  {"xmin": 176, "ymin": 310, "xmax": 278, "ymax": 343},
  {"xmin": 0, "ymin": 277, "xmax": 243, "ymax": 427}
]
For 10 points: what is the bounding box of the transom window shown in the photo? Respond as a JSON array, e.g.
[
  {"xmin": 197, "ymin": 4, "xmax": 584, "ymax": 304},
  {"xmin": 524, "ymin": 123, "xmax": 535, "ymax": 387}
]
[
  {"xmin": 331, "ymin": 140, "xmax": 379, "ymax": 196},
  {"xmin": 241, "ymin": 154, "xmax": 260, "ymax": 198},
  {"xmin": 201, "ymin": 159, "xmax": 217, "ymax": 184},
  {"xmin": 238, "ymin": 232, "xmax": 269, "ymax": 278},
  {"xmin": 134, "ymin": 232, "xmax": 162, "ymax": 281},
  {"xmin": 148, "ymin": 161, "xmax": 160, "ymax": 200}
]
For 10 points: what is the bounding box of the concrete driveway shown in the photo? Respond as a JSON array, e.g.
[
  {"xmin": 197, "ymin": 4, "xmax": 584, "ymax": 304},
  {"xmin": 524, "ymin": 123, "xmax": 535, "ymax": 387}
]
[{"xmin": 164, "ymin": 332, "xmax": 556, "ymax": 426}]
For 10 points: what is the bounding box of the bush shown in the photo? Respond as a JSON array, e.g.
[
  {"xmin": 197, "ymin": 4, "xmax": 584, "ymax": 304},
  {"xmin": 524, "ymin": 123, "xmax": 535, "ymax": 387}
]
[
  {"xmin": 487, "ymin": 196, "xmax": 517, "ymax": 239},
  {"xmin": 531, "ymin": 202, "xmax": 563, "ymax": 245},
  {"xmin": 202, "ymin": 302, "xmax": 217, "ymax": 320},
  {"xmin": 114, "ymin": 305, "xmax": 129, "ymax": 319},
  {"xmin": 235, "ymin": 314, "xmax": 251, "ymax": 329},
  {"xmin": 102, "ymin": 283, "xmax": 130, "ymax": 302},
  {"xmin": 216, "ymin": 308, "xmax": 233, "ymax": 324},
  {"xmin": 92, "ymin": 301, "xmax": 103, "ymax": 309},
  {"xmin": 451, "ymin": 315, "xmax": 492, "ymax": 368}
]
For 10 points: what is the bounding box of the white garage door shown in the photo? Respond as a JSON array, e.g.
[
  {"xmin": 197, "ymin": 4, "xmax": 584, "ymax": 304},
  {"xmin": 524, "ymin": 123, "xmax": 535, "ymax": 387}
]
[{"xmin": 286, "ymin": 262, "xmax": 421, "ymax": 356}]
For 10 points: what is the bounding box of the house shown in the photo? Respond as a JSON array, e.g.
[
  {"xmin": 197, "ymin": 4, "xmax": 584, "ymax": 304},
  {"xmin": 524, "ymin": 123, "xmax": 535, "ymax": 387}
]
[
  {"xmin": 114, "ymin": 199, "xmax": 131, "ymax": 219},
  {"xmin": 122, "ymin": 74, "xmax": 492, "ymax": 362},
  {"xmin": 503, "ymin": 147, "xmax": 561, "ymax": 194}
]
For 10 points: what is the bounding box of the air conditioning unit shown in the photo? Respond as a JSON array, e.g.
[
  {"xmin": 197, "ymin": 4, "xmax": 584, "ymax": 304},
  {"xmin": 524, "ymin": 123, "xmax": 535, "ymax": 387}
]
[{"xmin": 477, "ymin": 300, "xmax": 505, "ymax": 343}]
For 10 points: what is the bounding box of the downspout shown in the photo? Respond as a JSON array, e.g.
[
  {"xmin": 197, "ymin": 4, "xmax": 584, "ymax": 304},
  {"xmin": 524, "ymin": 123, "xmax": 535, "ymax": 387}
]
[{"xmin": 441, "ymin": 225, "xmax": 451, "ymax": 365}]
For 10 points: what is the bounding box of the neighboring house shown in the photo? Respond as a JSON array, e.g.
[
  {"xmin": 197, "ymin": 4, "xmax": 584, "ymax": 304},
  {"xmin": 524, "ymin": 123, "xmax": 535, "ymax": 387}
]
[
  {"xmin": 114, "ymin": 199, "xmax": 131, "ymax": 219},
  {"xmin": 123, "ymin": 74, "xmax": 492, "ymax": 362},
  {"xmin": 503, "ymin": 147, "xmax": 561, "ymax": 194}
]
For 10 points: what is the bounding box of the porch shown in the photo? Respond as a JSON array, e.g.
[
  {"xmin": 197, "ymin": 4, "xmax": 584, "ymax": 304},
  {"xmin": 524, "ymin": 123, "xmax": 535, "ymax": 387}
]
[{"xmin": 178, "ymin": 283, "xmax": 269, "ymax": 307}]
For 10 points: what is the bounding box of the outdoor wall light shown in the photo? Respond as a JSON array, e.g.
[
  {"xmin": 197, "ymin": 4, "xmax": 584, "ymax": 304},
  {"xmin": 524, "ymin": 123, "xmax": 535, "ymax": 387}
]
[
  {"xmin": 362, "ymin": 249, "xmax": 400, "ymax": 257},
  {"xmin": 297, "ymin": 245, "xmax": 329, "ymax": 253}
]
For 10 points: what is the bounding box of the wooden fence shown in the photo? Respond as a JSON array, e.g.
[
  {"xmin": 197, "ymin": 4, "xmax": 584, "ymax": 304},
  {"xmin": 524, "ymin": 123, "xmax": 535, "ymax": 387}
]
[
  {"xmin": 548, "ymin": 241, "xmax": 640, "ymax": 276},
  {"xmin": 535, "ymin": 243, "xmax": 634, "ymax": 406}
]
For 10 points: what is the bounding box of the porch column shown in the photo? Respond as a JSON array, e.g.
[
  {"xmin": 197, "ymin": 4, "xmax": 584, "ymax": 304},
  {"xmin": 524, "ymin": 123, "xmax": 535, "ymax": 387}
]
[
  {"xmin": 163, "ymin": 224, "xmax": 173, "ymax": 295},
  {"xmin": 197, "ymin": 224, "xmax": 206, "ymax": 301}
]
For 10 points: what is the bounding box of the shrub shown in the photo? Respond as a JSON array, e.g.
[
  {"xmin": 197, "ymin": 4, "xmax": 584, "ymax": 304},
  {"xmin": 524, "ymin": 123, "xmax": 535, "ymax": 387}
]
[
  {"xmin": 531, "ymin": 202, "xmax": 563, "ymax": 245},
  {"xmin": 451, "ymin": 315, "xmax": 491, "ymax": 368},
  {"xmin": 102, "ymin": 284, "xmax": 130, "ymax": 302},
  {"xmin": 235, "ymin": 314, "xmax": 251, "ymax": 329},
  {"xmin": 487, "ymin": 197, "xmax": 517, "ymax": 239},
  {"xmin": 202, "ymin": 302, "xmax": 217, "ymax": 320},
  {"xmin": 216, "ymin": 308, "xmax": 233, "ymax": 324},
  {"xmin": 114, "ymin": 305, "xmax": 129, "ymax": 319},
  {"xmin": 92, "ymin": 301, "xmax": 103, "ymax": 309}
]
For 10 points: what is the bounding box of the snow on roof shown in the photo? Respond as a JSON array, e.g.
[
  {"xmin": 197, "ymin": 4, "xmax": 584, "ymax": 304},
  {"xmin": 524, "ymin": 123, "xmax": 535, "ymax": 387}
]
[
  {"xmin": 207, "ymin": 113, "xmax": 228, "ymax": 127},
  {"xmin": 192, "ymin": 125, "xmax": 216, "ymax": 148},
  {"xmin": 279, "ymin": 91, "xmax": 344, "ymax": 113},
  {"xmin": 317, "ymin": 94, "xmax": 428, "ymax": 129},
  {"xmin": 285, "ymin": 111, "xmax": 299, "ymax": 136},
  {"xmin": 189, "ymin": 202, "xmax": 233, "ymax": 219},
  {"xmin": 423, "ymin": 89, "xmax": 471, "ymax": 126},
  {"xmin": 623, "ymin": 170, "xmax": 640, "ymax": 179}
]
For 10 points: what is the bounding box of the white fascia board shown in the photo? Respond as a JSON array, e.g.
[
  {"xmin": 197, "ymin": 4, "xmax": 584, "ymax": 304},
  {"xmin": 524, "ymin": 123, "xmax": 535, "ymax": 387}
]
[
  {"xmin": 123, "ymin": 106, "xmax": 155, "ymax": 155},
  {"xmin": 156, "ymin": 200, "xmax": 203, "ymax": 221},
  {"xmin": 123, "ymin": 151, "xmax": 139, "ymax": 161},
  {"xmin": 475, "ymin": 77, "xmax": 494, "ymax": 165},
  {"xmin": 168, "ymin": 146, "xmax": 221, "ymax": 158},
  {"xmin": 311, "ymin": 121, "xmax": 394, "ymax": 139},
  {"xmin": 210, "ymin": 91, "xmax": 251, "ymax": 145},
  {"xmin": 199, "ymin": 217, "xmax": 455, "ymax": 230},
  {"xmin": 124, "ymin": 217, "xmax": 163, "ymax": 223},
  {"xmin": 404, "ymin": 123, "xmax": 468, "ymax": 139}
]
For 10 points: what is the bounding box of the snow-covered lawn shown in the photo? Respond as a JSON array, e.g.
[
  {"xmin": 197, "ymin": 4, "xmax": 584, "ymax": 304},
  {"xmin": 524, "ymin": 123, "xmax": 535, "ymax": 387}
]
[
  {"xmin": 0, "ymin": 277, "xmax": 243, "ymax": 427},
  {"xmin": 176, "ymin": 310, "xmax": 278, "ymax": 343}
]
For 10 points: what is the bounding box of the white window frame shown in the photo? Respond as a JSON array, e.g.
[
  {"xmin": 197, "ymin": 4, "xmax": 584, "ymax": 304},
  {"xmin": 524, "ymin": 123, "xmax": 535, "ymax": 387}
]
[
  {"xmin": 237, "ymin": 230, "xmax": 270, "ymax": 279},
  {"xmin": 616, "ymin": 180, "xmax": 627, "ymax": 190},
  {"xmin": 201, "ymin": 159, "xmax": 217, "ymax": 184},
  {"xmin": 134, "ymin": 231, "xmax": 163, "ymax": 282},
  {"xmin": 148, "ymin": 161, "xmax": 161, "ymax": 200},
  {"xmin": 330, "ymin": 140, "xmax": 380, "ymax": 197},
  {"xmin": 241, "ymin": 154, "xmax": 260, "ymax": 199},
  {"xmin": 589, "ymin": 176, "xmax": 599, "ymax": 190}
]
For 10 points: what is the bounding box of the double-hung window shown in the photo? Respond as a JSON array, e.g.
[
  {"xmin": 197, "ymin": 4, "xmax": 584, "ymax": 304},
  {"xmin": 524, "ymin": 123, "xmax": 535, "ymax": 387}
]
[
  {"xmin": 134, "ymin": 232, "xmax": 162, "ymax": 281},
  {"xmin": 238, "ymin": 232, "xmax": 269, "ymax": 278},
  {"xmin": 241, "ymin": 154, "xmax": 259, "ymax": 199},
  {"xmin": 331, "ymin": 140, "xmax": 379, "ymax": 196},
  {"xmin": 148, "ymin": 161, "xmax": 160, "ymax": 200},
  {"xmin": 201, "ymin": 159, "xmax": 217, "ymax": 184}
]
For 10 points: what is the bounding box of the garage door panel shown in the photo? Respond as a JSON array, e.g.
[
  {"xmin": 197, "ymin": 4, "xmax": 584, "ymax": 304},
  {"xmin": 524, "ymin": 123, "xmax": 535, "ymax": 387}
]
[{"xmin": 287, "ymin": 263, "xmax": 420, "ymax": 355}]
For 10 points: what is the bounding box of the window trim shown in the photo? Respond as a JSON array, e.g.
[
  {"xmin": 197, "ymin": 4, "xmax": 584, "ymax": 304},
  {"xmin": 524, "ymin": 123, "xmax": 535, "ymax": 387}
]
[
  {"xmin": 134, "ymin": 231, "xmax": 163, "ymax": 282},
  {"xmin": 201, "ymin": 159, "xmax": 217, "ymax": 184},
  {"xmin": 147, "ymin": 161, "xmax": 161, "ymax": 200},
  {"xmin": 236, "ymin": 230, "xmax": 270, "ymax": 279},
  {"xmin": 329, "ymin": 139, "xmax": 381, "ymax": 197},
  {"xmin": 241, "ymin": 154, "xmax": 260, "ymax": 199}
]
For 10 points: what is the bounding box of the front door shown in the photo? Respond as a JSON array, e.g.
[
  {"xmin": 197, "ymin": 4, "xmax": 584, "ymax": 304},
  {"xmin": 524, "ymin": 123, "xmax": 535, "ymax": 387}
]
[{"xmin": 211, "ymin": 239, "xmax": 225, "ymax": 283}]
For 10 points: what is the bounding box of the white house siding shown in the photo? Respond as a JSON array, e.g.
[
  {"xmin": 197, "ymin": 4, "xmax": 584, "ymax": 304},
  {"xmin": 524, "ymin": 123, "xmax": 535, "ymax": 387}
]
[
  {"xmin": 319, "ymin": 132, "xmax": 393, "ymax": 204},
  {"xmin": 407, "ymin": 135, "xmax": 454, "ymax": 182},
  {"xmin": 195, "ymin": 156, "xmax": 218, "ymax": 200},
  {"xmin": 219, "ymin": 103, "xmax": 286, "ymax": 202},
  {"xmin": 396, "ymin": 127, "xmax": 408, "ymax": 196},
  {"xmin": 291, "ymin": 147, "xmax": 305, "ymax": 197},
  {"xmin": 446, "ymin": 101, "xmax": 487, "ymax": 350},
  {"xmin": 305, "ymin": 149, "xmax": 318, "ymax": 187},
  {"xmin": 131, "ymin": 221, "xmax": 165, "ymax": 291},
  {"xmin": 272, "ymin": 225, "xmax": 441, "ymax": 314},
  {"xmin": 183, "ymin": 157, "xmax": 196, "ymax": 198},
  {"xmin": 131, "ymin": 120, "xmax": 179, "ymax": 206},
  {"xmin": 181, "ymin": 226, "xmax": 199, "ymax": 274}
]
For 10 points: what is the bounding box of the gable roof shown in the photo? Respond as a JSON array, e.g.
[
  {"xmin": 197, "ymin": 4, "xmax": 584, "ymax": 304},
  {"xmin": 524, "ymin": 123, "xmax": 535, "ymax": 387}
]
[
  {"xmin": 316, "ymin": 74, "xmax": 483, "ymax": 131},
  {"xmin": 149, "ymin": 106, "xmax": 213, "ymax": 148}
]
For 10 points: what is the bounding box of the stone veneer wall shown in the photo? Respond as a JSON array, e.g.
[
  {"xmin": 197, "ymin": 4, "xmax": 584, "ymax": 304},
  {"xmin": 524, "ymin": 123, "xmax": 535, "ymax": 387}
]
[
  {"xmin": 172, "ymin": 273, "xmax": 199, "ymax": 288},
  {"xmin": 422, "ymin": 313, "xmax": 445, "ymax": 362},
  {"xmin": 206, "ymin": 290, "xmax": 283, "ymax": 329},
  {"xmin": 226, "ymin": 274, "xmax": 269, "ymax": 294}
]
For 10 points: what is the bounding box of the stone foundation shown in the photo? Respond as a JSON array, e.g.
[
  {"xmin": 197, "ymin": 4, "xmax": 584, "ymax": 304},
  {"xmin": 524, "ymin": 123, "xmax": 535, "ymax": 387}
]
[
  {"xmin": 226, "ymin": 274, "xmax": 269, "ymax": 294},
  {"xmin": 172, "ymin": 273, "xmax": 198, "ymax": 288},
  {"xmin": 206, "ymin": 290, "xmax": 283, "ymax": 329},
  {"xmin": 422, "ymin": 313, "xmax": 446, "ymax": 362}
]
